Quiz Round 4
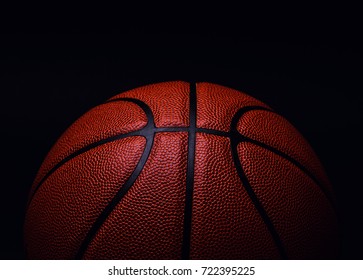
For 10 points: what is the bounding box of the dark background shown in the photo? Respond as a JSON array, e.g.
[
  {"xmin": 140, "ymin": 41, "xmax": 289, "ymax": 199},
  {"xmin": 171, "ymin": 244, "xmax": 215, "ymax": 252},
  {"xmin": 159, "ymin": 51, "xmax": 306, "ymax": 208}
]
[{"xmin": 0, "ymin": 12, "xmax": 362, "ymax": 259}]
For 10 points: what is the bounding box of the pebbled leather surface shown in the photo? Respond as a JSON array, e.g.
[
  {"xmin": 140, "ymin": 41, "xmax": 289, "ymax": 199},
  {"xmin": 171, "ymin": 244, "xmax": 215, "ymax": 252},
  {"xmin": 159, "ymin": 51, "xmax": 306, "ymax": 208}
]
[
  {"xmin": 196, "ymin": 82, "xmax": 270, "ymax": 132},
  {"xmin": 238, "ymin": 143, "xmax": 339, "ymax": 259},
  {"xmin": 110, "ymin": 81, "xmax": 190, "ymax": 127},
  {"xmin": 24, "ymin": 137, "xmax": 146, "ymax": 259},
  {"xmin": 191, "ymin": 133, "xmax": 280, "ymax": 259},
  {"xmin": 237, "ymin": 110, "xmax": 333, "ymax": 197},
  {"xmin": 29, "ymin": 101, "xmax": 147, "ymax": 199},
  {"xmin": 83, "ymin": 133, "xmax": 188, "ymax": 259},
  {"xmin": 25, "ymin": 81, "xmax": 339, "ymax": 259}
]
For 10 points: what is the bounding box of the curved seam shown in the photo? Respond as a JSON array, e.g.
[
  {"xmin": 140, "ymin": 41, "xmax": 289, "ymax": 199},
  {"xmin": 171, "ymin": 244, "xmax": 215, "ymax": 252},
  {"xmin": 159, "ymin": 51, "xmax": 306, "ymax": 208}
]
[
  {"xmin": 231, "ymin": 107, "xmax": 336, "ymax": 213},
  {"xmin": 75, "ymin": 130, "xmax": 155, "ymax": 259},
  {"xmin": 27, "ymin": 98, "xmax": 154, "ymax": 208},
  {"xmin": 230, "ymin": 106, "xmax": 288, "ymax": 259},
  {"xmin": 241, "ymin": 137, "xmax": 336, "ymax": 213},
  {"xmin": 75, "ymin": 98, "xmax": 156, "ymax": 259}
]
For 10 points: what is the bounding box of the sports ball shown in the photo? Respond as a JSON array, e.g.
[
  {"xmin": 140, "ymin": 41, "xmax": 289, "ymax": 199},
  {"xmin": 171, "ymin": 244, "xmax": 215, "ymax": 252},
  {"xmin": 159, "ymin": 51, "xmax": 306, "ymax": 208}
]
[{"xmin": 24, "ymin": 81, "xmax": 339, "ymax": 259}]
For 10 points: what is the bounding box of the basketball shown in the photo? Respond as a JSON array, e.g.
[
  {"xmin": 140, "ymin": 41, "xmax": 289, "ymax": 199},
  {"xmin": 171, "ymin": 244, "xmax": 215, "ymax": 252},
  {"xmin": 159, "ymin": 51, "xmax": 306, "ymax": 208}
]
[{"xmin": 24, "ymin": 81, "xmax": 339, "ymax": 259}]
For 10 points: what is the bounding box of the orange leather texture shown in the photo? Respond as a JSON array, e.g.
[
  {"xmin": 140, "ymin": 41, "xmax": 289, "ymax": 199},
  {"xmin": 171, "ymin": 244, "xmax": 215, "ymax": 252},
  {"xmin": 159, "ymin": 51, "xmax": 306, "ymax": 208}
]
[
  {"xmin": 196, "ymin": 82, "xmax": 269, "ymax": 132},
  {"xmin": 25, "ymin": 81, "xmax": 339, "ymax": 259},
  {"xmin": 110, "ymin": 81, "xmax": 190, "ymax": 127},
  {"xmin": 238, "ymin": 143, "xmax": 338, "ymax": 259},
  {"xmin": 237, "ymin": 110, "xmax": 333, "ymax": 194},
  {"xmin": 191, "ymin": 134, "xmax": 280, "ymax": 259},
  {"xmin": 30, "ymin": 101, "xmax": 147, "ymax": 199},
  {"xmin": 25, "ymin": 137, "xmax": 145, "ymax": 259},
  {"xmin": 83, "ymin": 133, "xmax": 188, "ymax": 259}
]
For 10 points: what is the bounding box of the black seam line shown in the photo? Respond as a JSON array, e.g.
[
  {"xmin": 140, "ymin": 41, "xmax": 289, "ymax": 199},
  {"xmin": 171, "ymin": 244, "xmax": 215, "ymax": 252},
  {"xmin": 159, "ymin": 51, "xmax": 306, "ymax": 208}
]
[
  {"xmin": 229, "ymin": 106, "xmax": 337, "ymax": 214},
  {"xmin": 196, "ymin": 128, "xmax": 230, "ymax": 137},
  {"xmin": 28, "ymin": 97, "xmax": 332, "ymax": 215},
  {"xmin": 26, "ymin": 129, "xmax": 144, "ymax": 209},
  {"xmin": 197, "ymin": 107, "xmax": 338, "ymax": 214},
  {"xmin": 27, "ymin": 95, "xmax": 331, "ymax": 258},
  {"xmin": 240, "ymin": 135, "xmax": 337, "ymax": 214},
  {"xmin": 26, "ymin": 98, "xmax": 152, "ymax": 209},
  {"xmin": 29, "ymin": 126, "xmax": 226, "ymax": 209},
  {"xmin": 75, "ymin": 132, "xmax": 154, "ymax": 259},
  {"xmin": 181, "ymin": 82, "xmax": 196, "ymax": 260},
  {"xmin": 75, "ymin": 98, "xmax": 156, "ymax": 259},
  {"xmin": 197, "ymin": 128, "xmax": 335, "ymax": 211},
  {"xmin": 27, "ymin": 126, "xmax": 192, "ymax": 208},
  {"xmin": 231, "ymin": 106, "xmax": 288, "ymax": 259},
  {"xmin": 156, "ymin": 127, "xmax": 188, "ymax": 132}
]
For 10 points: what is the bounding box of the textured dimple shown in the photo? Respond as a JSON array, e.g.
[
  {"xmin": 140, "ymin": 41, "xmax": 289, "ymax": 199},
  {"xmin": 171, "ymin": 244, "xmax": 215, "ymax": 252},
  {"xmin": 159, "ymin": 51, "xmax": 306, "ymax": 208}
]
[
  {"xmin": 196, "ymin": 82, "xmax": 269, "ymax": 132},
  {"xmin": 30, "ymin": 101, "xmax": 148, "ymax": 199},
  {"xmin": 83, "ymin": 133, "xmax": 188, "ymax": 259},
  {"xmin": 110, "ymin": 81, "xmax": 189, "ymax": 128},
  {"xmin": 191, "ymin": 133, "xmax": 280, "ymax": 259},
  {"xmin": 237, "ymin": 142, "xmax": 339, "ymax": 259},
  {"xmin": 237, "ymin": 110, "xmax": 334, "ymax": 197},
  {"xmin": 24, "ymin": 137, "xmax": 146, "ymax": 259}
]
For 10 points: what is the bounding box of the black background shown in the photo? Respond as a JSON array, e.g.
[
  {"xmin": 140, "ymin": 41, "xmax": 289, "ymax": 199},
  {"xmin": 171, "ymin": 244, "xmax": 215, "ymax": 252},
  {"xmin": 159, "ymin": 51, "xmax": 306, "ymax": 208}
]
[{"xmin": 0, "ymin": 11, "xmax": 362, "ymax": 259}]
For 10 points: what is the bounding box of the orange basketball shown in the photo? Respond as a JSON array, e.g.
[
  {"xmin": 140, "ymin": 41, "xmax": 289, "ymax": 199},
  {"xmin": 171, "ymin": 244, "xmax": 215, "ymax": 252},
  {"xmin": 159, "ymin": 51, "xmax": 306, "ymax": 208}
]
[{"xmin": 24, "ymin": 81, "xmax": 339, "ymax": 259}]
